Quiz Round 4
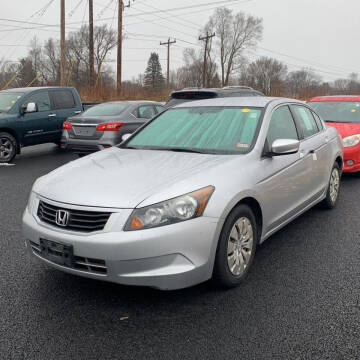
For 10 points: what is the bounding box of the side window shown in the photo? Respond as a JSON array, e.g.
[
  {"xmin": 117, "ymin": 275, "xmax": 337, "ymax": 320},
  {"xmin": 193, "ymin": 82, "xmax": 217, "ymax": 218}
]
[
  {"xmin": 312, "ymin": 111, "xmax": 324, "ymax": 131},
  {"xmin": 155, "ymin": 105, "xmax": 164, "ymax": 113},
  {"xmin": 292, "ymin": 105, "xmax": 319, "ymax": 138},
  {"xmin": 138, "ymin": 105, "xmax": 156, "ymax": 119},
  {"xmin": 267, "ymin": 105, "xmax": 299, "ymax": 147},
  {"xmin": 52, "ymin": 90, "xmax": 76, "ymax": 109},
  {"xmin": 24, "ymin": 91, "xmax": 51, "ymax": 112}
]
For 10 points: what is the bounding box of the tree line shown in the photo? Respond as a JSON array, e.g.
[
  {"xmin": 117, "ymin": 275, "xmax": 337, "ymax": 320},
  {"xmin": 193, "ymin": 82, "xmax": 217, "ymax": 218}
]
[{"xmin": 1, "ymin": 7, "xmax": 359, "ymax": 100}]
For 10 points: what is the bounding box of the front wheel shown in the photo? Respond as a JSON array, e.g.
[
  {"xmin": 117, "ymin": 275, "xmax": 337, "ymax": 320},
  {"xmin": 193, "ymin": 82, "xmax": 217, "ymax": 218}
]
[
  {"xmin": 321, "ymin": 163, "xmax": 341, "ymax": 209},
  {"xmin": 213, "ymin": 204, "xmax": 258, "ymax": 288},
  {"xmin": 0, "ymin": 132, "xmax": 17, "ymax": 163}
]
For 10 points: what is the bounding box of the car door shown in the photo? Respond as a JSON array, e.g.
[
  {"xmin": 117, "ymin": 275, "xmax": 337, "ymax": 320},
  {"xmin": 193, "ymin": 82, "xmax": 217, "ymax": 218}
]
[
  {"xmin": 257, "ymin": 105, "xmax": 314, "ymax": 234},
  {"xmin": 291, "ymin": 104, "xmax": 330, "ymax": 196},
  {"xmin": 20, "ymin": 90, "xmax": 56, "ymax": 145},
  {"xmin": 50, "ymin": 89, "xmax": 81, "ymax": 141}
]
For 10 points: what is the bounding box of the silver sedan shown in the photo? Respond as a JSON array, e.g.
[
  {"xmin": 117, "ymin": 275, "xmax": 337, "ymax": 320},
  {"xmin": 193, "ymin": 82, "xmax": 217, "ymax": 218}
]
[{"xmin": 23, "ymin": 97, "xmax": 343, "ymax": 290}]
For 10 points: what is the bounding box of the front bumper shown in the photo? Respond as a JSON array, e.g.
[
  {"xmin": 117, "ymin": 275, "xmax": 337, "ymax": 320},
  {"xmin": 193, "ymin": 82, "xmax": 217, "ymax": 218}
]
[
  {"xmin": 343, "ymin": 145, "xmax": 360, "ymax": 172},
  {"xmin": 23, "ymin": 206, "xmax": 220, "ymax": 290}
]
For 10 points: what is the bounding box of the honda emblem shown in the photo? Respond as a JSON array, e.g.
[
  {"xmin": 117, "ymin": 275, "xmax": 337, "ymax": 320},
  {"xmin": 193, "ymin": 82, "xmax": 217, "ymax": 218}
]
[{"xmin": 55, "ymin": 210, "xmax": 70, "ymax": 227}]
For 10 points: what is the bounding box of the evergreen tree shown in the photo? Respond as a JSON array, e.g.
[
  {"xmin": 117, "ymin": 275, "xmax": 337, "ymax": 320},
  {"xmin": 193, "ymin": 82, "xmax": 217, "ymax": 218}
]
[{"xmin": 144, "ymin": 53, "xmax": 165, "ymax": 89}]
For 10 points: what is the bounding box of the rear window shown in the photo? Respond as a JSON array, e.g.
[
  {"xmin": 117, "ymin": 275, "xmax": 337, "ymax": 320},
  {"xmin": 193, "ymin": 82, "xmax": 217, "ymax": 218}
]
[
  {"xmin": 82, "ymin": 102, "xmax": 129, "ymax": 117},
  {"xmin": 165, "ymin": 91, "xmax": 218, "ymax": 108},
  {"xmin": 52, "ymin": 90, "xmax": 76, "ymax": 109}
]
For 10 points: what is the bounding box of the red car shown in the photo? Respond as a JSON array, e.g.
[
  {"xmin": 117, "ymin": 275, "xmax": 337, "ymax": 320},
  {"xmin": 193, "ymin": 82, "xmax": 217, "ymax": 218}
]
[{"xmin": 309, "ymin": 95, "xmax": 360, "ymax": 173}]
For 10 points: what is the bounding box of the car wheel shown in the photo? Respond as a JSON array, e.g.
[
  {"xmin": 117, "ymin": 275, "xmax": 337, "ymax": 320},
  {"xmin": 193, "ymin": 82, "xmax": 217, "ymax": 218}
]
[
  {"xmin": 0, "ymin": 132, "xmax": 17, "ymax": 163},
  {"xmin": 321, "ymin": 162, "xmax": 341, "ymax": 209},
  {"xmin": 213, "ymin": 204, "xmax": 258, "ymax": 288}
]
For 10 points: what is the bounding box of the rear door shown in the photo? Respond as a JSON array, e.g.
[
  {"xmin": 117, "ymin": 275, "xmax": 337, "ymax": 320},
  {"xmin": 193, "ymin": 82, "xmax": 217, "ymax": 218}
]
[
  {"xmin": 50, "ymin": 89, "xmax": 81, "ymax": 140},
  {"xmin": 291, "ymin": 104, "xmax": 330, "ymax": 196},
  {"xmin": 20, "ymin": 90, "xmax": 56, "ymax": 145}
]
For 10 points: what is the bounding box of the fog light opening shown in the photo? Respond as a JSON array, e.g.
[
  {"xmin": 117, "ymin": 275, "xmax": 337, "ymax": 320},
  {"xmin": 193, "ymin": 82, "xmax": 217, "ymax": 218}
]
[{"xmin": 346, "ymin": 160, "xmax": 354, "ymax": 166}]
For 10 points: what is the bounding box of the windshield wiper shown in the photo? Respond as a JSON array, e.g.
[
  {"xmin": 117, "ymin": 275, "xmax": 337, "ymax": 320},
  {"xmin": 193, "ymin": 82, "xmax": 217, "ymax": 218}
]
[{"xmin": 124, "ymin": 146, "xmax": 213, "ymax": 154}]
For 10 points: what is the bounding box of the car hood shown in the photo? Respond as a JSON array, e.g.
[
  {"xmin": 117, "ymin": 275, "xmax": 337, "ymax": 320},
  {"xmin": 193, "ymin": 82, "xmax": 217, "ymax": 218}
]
[
  {"xmin": 326, "ymin": 121, "xmax": 360, "ymax": 138},
  {"xmin": 33, "ymin": 147, "xmax": 237, "ymax": 208}
]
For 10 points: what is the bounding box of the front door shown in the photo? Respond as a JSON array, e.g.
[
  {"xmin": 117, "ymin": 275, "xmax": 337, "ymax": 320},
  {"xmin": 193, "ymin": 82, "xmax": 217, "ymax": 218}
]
[
  {"xmin": 21, "ymin": 90, "xmax": 57, "ymax": 145},
  {"xmin": 257, "ymin": 105, "xmax": 312, "ymax": 235}
]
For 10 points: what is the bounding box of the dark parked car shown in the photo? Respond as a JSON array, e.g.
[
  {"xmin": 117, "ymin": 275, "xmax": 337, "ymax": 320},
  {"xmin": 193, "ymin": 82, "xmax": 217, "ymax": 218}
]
[
  {"xmin": 164, "ymin": 86, "xmax": 264, "ymax": 108},
  {"xmin": 0, "ymin": 87, "xmax": 83, "ymax": 163},
  {"xmin": 61, "ymin": 101, "xmax": 164, "ymax": 155}
]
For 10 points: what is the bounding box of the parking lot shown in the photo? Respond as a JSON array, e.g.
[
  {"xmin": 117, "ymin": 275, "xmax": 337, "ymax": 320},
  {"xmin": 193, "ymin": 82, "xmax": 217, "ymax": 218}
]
[{"xmin": 1, "ymin": 144, "xmax": 359, "ymax": 359}]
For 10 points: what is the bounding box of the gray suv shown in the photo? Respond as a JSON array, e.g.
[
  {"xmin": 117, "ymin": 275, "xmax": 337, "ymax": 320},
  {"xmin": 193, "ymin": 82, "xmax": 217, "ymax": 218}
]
[{"xmin": 164, "ymin": 86, "xmax": 264, "ymax": 108}]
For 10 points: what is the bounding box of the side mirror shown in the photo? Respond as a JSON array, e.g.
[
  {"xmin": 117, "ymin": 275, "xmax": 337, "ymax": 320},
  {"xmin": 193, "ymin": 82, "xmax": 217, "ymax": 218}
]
[
  {"xmin": 21, "ymin": 102, "xmax": 37, "ymax": 114},
  {"xmin": 271, "ymin": 139, "xmax": 300, "ymax": 156},
  {"xmin": 122, "ymin": 133, "xmax": 131, "ymax": 142}
]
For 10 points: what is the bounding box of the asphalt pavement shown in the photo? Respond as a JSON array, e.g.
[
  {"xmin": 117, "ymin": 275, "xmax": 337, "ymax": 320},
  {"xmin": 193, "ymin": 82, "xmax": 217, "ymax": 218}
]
[{"xmin": 1, "ymin": 144, "xmax": 359, "ymax": 360}]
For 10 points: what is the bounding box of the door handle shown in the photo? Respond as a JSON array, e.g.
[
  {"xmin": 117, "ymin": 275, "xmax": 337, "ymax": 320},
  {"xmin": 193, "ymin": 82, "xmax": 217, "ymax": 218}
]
[
  {"xmin": 48, "ymin": 114, "xmax": 56, "ymax": 118},
  {"xmin": 74, "ymin": 110, "xmax": 81, "ymax": 114}
]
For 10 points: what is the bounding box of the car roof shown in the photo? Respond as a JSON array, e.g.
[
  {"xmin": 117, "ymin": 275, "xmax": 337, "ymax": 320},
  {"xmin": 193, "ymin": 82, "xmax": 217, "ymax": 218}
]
[
  {"xmin": 309, "ymin": 95, "xmax": 360, "ymax": 102},
  {"xmin": 170, "ymin": 87, "xmax": 264, "ymax": 96},
  {"xmin": 94, "ymin": 101, "xmax": 163, "ymax": 105},
  {"xmin": 172, "ymin": 96, "xmax": 303, "ymax": 108},
  {"xmin": 1, "ymin": 86, "xmax": 75, "ymax": 93}
]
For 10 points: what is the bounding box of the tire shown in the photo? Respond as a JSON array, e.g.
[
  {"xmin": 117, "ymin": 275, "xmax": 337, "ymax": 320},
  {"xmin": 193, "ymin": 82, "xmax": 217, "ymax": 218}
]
[
  {"xmin": 0, "ymin": 132, "xmax": 17, "ymax": 163},
  {"xmin": 213, "ymin": 204, "xmax": 258, "ymax": 288},
  {"xmin": 321, "ymin": 162, "xmax": 341, "ymax": 209}
]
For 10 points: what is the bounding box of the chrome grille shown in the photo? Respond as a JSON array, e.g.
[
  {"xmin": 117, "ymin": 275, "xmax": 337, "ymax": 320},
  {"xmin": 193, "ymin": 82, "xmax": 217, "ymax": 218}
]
[
  {"xmin": 37, "ymin": 201, "xmax": 111, "ymax": 233},
  {"xmin": 29, "ymin": 240, "xmax": 107, "ymax": 275}
]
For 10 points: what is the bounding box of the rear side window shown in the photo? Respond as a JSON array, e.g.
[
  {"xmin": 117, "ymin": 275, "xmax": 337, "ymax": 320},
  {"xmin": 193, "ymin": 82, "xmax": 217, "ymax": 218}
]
[
  {"xmin": 137, "ymin": 105, "xmax": 156, "ymax": 119},
  {"xmin": 312, "ymin": 111, "xmax": 324, "ymax": 130},
  {"xmin": 267, "ymin": 106, "xmax": 298, "ymax": 146},
  {"xmin": 292, "ymin": 105, "xmax": 319, "ymax": 138},
  {"xmin": 155, "ymin": 105, "xmax": 164, "ymax": 113},
  {"xmin": 23, "ymin": 91, "xmax": 51, "ymax": 112},
  {"xmin": 52, "ymin": 90, "xmax": 76, "ymax": 109}
]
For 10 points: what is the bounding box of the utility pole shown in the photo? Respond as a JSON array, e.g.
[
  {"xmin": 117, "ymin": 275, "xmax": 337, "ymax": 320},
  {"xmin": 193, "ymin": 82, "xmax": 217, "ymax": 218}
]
[
  {"xmin": 89, "ymin": 0, "xmax": 94, "ymax": 87},
  {"xmin": 60, "ymin": 0, "xmax": 66, "ymax": 86},
  {"xmin": 117, "ymin": 1, "xmax": 131, "ymax": 96},
  {"xmin": 160, "ymin": 38, "xmax": 176, "ymax": 88},
  {"xmin": 199, "ymin": 32, "xmax": 215, "ymax": 88}
]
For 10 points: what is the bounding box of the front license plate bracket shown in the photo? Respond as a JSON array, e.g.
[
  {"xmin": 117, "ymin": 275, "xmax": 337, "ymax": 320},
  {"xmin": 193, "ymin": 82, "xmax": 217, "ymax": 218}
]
[{"xmin": 39, "ymin": 239, "xmax": 74, "ymax": 267}]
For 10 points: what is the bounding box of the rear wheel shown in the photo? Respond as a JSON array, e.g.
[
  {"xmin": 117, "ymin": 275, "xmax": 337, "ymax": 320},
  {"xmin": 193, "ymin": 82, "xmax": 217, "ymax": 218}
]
[
  {"xmin": 213, "ymin": 204, "xmax": 258, "ymax": 288},
  {"xmin": 0, "ymin": 132, "xmax": 17, "ymax": 163},
  {"xmin": 321, "ymin": 163, "xmax": 341, "ymax": 209}
]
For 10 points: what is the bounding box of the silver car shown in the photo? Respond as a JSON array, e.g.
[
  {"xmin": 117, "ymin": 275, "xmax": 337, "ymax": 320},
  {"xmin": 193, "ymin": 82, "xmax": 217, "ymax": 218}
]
[
  {"xmin": 61, "ymin": 101, "xmax": 164, "ymax": 155},
  {"xmin": 23, "ymin": 97, "xmax": 343, "ymax": 290}
]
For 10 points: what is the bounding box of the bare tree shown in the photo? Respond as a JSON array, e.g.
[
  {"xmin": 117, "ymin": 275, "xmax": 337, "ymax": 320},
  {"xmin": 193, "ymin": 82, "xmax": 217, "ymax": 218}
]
[
  {"xmin": 243, "ymin": 56, "xmax": 287, "ymax": 95},
  {"xmin": 205, "ymin": 7, "xmax": 263, "ymax": 86},
  {"xmin": 286, "ymin": 68, "xmax": 321, "ymax": 98}
]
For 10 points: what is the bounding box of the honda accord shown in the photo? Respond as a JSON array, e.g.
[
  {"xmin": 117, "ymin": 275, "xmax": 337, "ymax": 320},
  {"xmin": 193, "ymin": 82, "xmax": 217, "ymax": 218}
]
[{"xmin": 23, "ymin": 97, "xmax": 343, "ymax": 290}]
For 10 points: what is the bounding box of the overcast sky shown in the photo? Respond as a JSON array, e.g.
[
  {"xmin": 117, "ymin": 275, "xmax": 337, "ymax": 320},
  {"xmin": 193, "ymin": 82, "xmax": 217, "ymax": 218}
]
[{"xmin": 0, "ymin": 0, "xmax": 359, "ymax": 82}]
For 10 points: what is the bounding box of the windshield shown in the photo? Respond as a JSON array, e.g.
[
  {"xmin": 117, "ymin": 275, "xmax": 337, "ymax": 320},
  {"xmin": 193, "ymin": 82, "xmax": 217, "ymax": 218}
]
[
  {"xmin": 309, "ymin": 101, "xmax": 360, "ymax": 123},
  {"xmin": 82, "ymin": 102, "xmax": 129, "ymax": 117},
  {"xmin": 0, "ymin": 92, "xmax": 24, "ymax": 112},
  {"xmin": 124, "ymin": 106, "xmax": 263, "ymax": 154}
]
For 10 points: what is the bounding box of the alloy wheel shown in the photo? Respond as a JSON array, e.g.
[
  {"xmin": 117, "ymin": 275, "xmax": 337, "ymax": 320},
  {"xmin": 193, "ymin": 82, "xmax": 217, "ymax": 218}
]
[
  {"xmin": 0, "ymin": 137, "xmax": 13, "ymax": 162},
  {"xmin": 329, "ymin": 167, "xmax": 340, "ymax": 203},
  {"xmin": 227, "ymin": 217, "xmax": 254, "ymax": 276}
]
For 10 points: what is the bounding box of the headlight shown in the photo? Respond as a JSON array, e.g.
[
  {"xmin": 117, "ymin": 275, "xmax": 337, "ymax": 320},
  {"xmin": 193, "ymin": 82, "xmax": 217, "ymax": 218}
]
[
  {"xmin": 27, "ymin": 191, "xmax": 38, "ymax": 214},
  {"xmin": 124, "ymin": 186, "xmax": 215, "ymax": 231},
  {"xmin": 343, "ymin": 134, "xmax": 360, "ymax": 148}
]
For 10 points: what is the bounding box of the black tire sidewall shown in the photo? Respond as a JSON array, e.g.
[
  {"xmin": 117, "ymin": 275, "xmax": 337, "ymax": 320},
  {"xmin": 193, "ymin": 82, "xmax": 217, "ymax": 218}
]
[
  {"xmin": 0, "ymin": 132, "xmax": 17, "ymax": 163},
  {"xmin": 213, "ymin": 204, "xmax": 258, "ymax": 288}
]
